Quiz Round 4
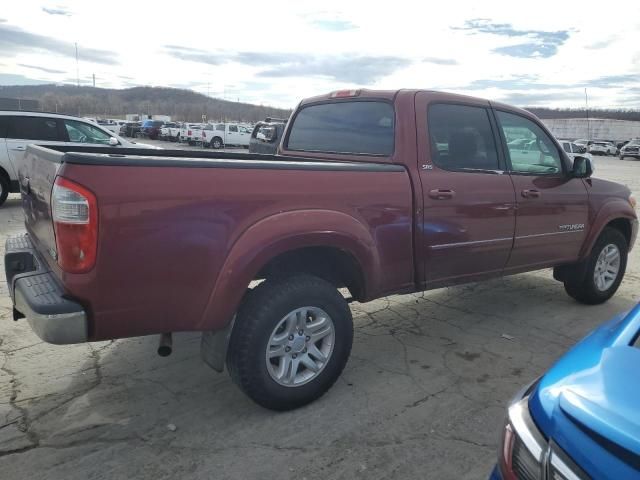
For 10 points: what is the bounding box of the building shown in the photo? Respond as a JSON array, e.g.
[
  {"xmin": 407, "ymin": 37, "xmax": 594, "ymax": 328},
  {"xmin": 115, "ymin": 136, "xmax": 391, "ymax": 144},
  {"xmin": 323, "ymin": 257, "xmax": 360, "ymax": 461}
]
[{"xmin": 541, "ymin": 118, "xmax": 640, "ymax": 143}]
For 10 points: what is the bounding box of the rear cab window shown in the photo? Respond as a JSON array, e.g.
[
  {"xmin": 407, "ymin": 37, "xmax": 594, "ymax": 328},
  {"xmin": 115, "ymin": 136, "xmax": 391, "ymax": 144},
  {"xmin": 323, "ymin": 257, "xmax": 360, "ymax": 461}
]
[{"xmin": 286, "ymin": 101, "xmax": 394, "ymax": 155}]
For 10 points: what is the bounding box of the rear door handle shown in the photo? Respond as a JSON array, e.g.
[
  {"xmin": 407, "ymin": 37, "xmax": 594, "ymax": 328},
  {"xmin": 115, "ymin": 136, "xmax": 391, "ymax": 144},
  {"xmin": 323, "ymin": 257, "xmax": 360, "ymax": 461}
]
[
  {"xmin": 429, "ymin": 189, "xmax": 455, "ymax": 200},
  {"xmin": 521, "ymin": 189, "xmax": 541, "ymax": 198}
]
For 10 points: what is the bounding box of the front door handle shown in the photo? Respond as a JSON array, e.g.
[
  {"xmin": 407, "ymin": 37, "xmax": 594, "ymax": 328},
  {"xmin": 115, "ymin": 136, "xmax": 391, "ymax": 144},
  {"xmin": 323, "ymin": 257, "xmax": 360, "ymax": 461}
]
[
  {"xmin": 11, "ymin": 146, "xmax": 26, "ymax": 151},
  {"xmin": 429, "ymin": 189, "xmax": 455, "ymax": 200},
  {"xmin": 522, "ymin": 189, "xmax": 541, "ymax": 198}
]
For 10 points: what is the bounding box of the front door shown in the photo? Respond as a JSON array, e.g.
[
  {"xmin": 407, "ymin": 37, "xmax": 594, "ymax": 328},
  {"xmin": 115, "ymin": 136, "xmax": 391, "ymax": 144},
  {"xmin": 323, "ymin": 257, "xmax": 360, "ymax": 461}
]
[
  {"xmin": 494, "ymin": 110, "xmax": 589, "ymax": 271},
  {"xmin": 226, "ymin": 124, "xmax": 240, "ymax": 144},
  {"xmin": 416, "ymin": 95, "xmax": 517, "ymax": 286}
]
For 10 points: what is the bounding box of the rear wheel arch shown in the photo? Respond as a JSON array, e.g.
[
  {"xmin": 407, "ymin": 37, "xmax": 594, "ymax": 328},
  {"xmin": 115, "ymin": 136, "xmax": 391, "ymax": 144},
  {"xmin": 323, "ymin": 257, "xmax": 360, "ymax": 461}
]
[{"xmin": 199, "ymin": 210, "xmax": 381, "ymax": 332}]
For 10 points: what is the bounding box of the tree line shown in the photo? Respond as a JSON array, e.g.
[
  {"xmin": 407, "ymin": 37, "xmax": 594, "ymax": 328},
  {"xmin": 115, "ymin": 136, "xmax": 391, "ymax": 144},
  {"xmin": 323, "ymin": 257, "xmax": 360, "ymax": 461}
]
[{"xmin": 0, "ymin": 85, "xmax": 292, "ymax": 123}]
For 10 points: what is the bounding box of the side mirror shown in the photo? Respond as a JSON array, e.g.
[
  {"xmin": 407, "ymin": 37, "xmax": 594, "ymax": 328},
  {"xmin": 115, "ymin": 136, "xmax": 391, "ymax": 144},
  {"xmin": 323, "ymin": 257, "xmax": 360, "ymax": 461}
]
[
  {"xmin": 572, "ymin": 156, "xmax": 593, "ymax": 178},
  {"xmin": 108, "ymin": 137, "xmax": 119, "ymax": 146}
]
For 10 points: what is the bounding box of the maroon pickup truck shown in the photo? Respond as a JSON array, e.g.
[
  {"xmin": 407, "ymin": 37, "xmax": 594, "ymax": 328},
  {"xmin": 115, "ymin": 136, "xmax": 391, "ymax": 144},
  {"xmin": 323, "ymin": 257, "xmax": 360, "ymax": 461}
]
[{"xmin": 5, "ymin": 89, "xmax": 637, "ymax": 410}]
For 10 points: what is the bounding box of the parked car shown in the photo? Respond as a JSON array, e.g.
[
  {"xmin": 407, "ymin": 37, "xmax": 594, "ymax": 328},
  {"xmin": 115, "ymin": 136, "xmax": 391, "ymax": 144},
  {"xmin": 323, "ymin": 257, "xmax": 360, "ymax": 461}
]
[
  {"xmin": 559, "ymin": 140, "xmax": 593, "ymax": 166},
  {"xmin": 159, "ymin": 122, "xmax": 180, "ymax": 141},
  {"xmin": 95, "ymin": 119, "xmax": 126, "ymax": 135},
  {"xmin": 0, "ymin": 111, "xmax": 156, "ymax": 206},
  {"xmin": 589, "ymin": 141, "xmax": 617, "ymax": 155},
  {"xmin": 139, "ymin": 120, "xmax": 164, "ymax": 140},
  {"xmin": 202, "ymin": 123, "xmax": 252, "ymax": 148},
  {"xmin": 573, "ymin": 138, "xmax": 592, "ymax": 147},
  {"xmin": 179, "ymin": 123, "xmax": 204, "ymax": 144},
  {"xmin": 4, "ymin": 89, "xmax": 637, "ymax": 410},
  {"xmin": 249, "ymin": 118, "xmax": 288, "ymax": 154},
  {"xmin": 490, "ymin": 303, "xmax": 640, "ymax": 480},
  {"xmin": 121, "ymin": 121, "xmax": 142, "ymax": 137},
  {"xmin": 620, "ymin": 140, "xmax": 640, "ymax": 160}
]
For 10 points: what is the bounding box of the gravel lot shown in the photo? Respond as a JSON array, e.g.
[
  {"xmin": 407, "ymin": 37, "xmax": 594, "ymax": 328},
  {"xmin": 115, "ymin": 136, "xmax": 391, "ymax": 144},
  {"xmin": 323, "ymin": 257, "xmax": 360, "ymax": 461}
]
[{"xmin": 1, "ymin": 154, "xmax": 638, "ymax": 480}]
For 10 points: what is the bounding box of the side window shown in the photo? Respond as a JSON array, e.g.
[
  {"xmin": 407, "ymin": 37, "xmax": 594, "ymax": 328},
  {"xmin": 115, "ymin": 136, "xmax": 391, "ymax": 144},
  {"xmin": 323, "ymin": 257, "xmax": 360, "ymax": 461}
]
[
  {"xmin": 7, "ymin": 116, "xmax": 62, "ymax": 141},
  {"xmin": 0, "ymin": 116, "xmax": 7, "ymax": 138},
  {"xmin": 228, "ymin": 125, "xmax": 238, "ymax": 133},
  {"xmin": 216, "ymin": 124, "xmax": 225, "ymax": 131},
  {"xmin": 427, "ymin": 104, "xmax": 499, "ymax": 171},
  {"xmin": 496, "ymin": 111, "xmax": 563, "ymax": 175},
  {"xmin": 64, "ymin": 120, "xmax": 112, "ymax": 144},
  {"xmin": 562, "ymin": 142, "xmax": 571, "ymax": 153}
]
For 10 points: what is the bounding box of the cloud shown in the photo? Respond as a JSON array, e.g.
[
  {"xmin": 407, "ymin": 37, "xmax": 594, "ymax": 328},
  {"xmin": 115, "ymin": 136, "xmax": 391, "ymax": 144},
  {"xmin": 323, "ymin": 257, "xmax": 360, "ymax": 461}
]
[
  {"xmin": 0, "ymin": 73, "xmax": 50, "ymax": 85},
  {"xmin": 165, "ymin": 46, "xmax": 410, "ymax": 83},
  {"xmin": 309, "ymin": 19, "xmax": 357, "ymax": 31},
  {"xmin": 0, "ymin": 24, "xmax": 118, "ymax": 65},
  {"xmin": 499, "ymin": 91, "xmax": 586, "ymax": 106},
  {"xmin": 165, "ymin": 45, "xmax": 225, "ymax": 65},
  {"xmin": 454, "ymin": 18, "xmax": 569, "ymax": 58},
  {"xmin": 583, "ymin": 75, "xmax": 638, "ymax": 88},
  {"xmin": 256, "ymin": 55, "xmax": 411, "ymax": 84},
  {"xmin": 18, "ymin": 63, "xmax": 66, "ymax": 74},
  {"xmin": 585, "ymin": 38, "xmax": 616, "ymax": 50},
  {"xmin": 465, "ymin": 75, "xmax": 566, "ymax": 90},
  {"xmin": 42, "ymin": 6, "xmax": 72, "ymax": 16},
  {"xmin": 423, "ymin": 57, "xmax": 458, "ymax": 66}
]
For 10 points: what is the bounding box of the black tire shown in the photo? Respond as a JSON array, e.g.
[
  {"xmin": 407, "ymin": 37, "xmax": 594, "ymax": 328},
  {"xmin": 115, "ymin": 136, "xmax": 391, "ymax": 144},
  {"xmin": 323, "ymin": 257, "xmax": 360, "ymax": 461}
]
[
  {"xmin": 564, "ymin": 227, "xmax": 627, "ymax": 305},
  {"xmin": 620, "ymin": 155, "xmax": 625, "ymax": 160},
  {"xmin": 226, "ymin": 274, "xmax": 353, "ymax": 411},
  {"xmin": 0, "ymin": 174, "xmax": 9, "ymax": 207},
  {"xmin": 211, "ymin": 137, "xmax": 223, "ymax": 149}
]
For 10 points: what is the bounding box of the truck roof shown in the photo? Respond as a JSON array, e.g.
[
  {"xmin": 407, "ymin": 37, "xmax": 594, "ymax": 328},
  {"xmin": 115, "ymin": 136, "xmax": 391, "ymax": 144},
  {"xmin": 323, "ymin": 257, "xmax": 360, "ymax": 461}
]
[{"xmin": 299, "ymin": 89, "xmax": 535, "ymax": 119}]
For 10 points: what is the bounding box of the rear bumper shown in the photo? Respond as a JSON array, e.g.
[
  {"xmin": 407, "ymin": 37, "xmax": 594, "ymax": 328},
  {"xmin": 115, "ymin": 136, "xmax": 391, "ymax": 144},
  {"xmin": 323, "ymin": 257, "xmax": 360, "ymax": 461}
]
[{"xmin": 5, "ymin": 234, "xmax": 88, "ymax": 344}]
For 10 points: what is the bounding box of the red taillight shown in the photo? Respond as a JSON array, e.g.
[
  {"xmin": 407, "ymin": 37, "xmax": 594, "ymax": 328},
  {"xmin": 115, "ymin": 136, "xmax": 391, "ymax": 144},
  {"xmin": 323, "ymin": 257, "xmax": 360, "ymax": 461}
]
[
  {"xmin": 202, "ymin": 131, "xmax": 206, "ymax": 138},
  {"xmin": 330, "ymin": 89, "xmax": 360, "ymax": 98},
  {"xmin": 188, "ymin": 130, "xmax": 192, "ymax": 135},
  {"xmin": 51, "ymin": 177, "xmax": 98, "ymax": 273}
]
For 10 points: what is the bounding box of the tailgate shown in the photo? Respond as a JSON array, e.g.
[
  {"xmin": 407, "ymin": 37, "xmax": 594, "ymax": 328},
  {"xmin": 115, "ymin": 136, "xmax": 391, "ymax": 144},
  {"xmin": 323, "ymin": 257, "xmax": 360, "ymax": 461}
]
[{"xmin": 20, "ymin": 145, "xmax": 63, "ymax": 265}]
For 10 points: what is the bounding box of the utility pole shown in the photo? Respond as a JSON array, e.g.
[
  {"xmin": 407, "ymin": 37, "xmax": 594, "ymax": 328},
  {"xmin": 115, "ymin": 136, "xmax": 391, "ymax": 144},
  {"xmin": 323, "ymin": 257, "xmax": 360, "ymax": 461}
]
[
  {"xmin": 75, "ymin": 42, "xmax": 79, "ymax": 87},
  {"xmin": 585, "ymin": 88, "xmax": 590, "ymax": 140},
  {"xmin": 92, "ymin": 73, "xmax": 95, "ymax": 88}
]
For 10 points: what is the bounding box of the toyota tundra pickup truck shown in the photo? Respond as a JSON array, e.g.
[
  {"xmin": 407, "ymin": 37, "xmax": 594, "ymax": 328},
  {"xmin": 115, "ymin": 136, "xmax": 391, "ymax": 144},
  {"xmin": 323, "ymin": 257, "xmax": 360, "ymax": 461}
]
[{"xmin": 4, "ymin": 89, "xmax": 638, "ymax": 411}]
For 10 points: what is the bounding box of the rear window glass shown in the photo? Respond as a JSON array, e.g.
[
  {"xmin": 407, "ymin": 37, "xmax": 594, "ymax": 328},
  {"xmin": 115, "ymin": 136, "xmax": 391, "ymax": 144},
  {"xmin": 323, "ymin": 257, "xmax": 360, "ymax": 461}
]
[
  {"xmin": 7, "ymin": 116, "xmax": 62, "ymax": 141},
  {"xmin": 287, "ymin": 101, "xmax": 394, "ymax": 155}
]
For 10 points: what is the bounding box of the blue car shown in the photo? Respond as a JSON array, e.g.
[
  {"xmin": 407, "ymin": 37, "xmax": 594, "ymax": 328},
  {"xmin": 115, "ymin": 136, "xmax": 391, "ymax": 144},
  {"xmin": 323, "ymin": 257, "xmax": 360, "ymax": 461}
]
[{"xmin": 491, "ymin": 303, "xmax": 640, "ymax": 479}]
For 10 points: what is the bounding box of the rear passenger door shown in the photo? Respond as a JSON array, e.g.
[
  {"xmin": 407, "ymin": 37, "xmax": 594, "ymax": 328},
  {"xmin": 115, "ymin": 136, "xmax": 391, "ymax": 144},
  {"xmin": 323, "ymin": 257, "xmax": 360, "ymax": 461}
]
[
  {"xmin": 494, "ymin": 110, "xmax": 589, "ymax": 271},
  {"xmin": 6, "ymin": 116, "xmax": 65, "ymax": 177},
  {"xmin": 416, "ymin": 95, "xmax": 517, "ymax": 286}
]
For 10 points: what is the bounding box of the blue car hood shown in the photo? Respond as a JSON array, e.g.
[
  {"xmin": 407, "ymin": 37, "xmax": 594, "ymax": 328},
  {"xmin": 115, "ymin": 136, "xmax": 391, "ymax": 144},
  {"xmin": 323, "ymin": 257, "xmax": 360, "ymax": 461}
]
[{"xmin": 529, "ymin": 304, "xmax": 640, "ymax": 471}]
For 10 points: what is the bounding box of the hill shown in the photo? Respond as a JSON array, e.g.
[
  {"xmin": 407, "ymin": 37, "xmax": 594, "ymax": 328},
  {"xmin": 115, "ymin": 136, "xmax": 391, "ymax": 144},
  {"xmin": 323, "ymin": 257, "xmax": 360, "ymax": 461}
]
[{"xmin": 0, "ymin": 84, "xmax": 292, "ymax": 123}]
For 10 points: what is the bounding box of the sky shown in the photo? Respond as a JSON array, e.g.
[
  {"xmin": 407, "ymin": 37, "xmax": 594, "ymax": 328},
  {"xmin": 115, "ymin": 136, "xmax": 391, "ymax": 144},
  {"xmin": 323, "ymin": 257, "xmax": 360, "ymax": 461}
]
[{"xmin": 1, "ymin": 0, "xmax": 639, "ymax": 109}]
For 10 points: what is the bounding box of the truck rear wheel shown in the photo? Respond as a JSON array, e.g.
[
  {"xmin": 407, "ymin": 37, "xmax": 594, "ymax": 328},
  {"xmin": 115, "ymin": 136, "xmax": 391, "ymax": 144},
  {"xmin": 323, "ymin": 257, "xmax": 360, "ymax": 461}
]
[
  {"xmin": 564, "ymin": 227, "xmax": 627, "ymax": 304},
  {"xmin": 211, "ymin": 137, "xmax": 223, "ymax": 149},
  {"xmin": 227, "ymin": 274, "xmax": 353, "ymax": 410}
]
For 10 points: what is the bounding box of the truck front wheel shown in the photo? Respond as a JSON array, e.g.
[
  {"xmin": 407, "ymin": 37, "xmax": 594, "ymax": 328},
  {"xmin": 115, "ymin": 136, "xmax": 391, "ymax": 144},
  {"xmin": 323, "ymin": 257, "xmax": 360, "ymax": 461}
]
[
  {"xmin": 564, "ymin": 227, "xmax": 627, "ymax": 304},
  {"xmin": 227, "ymin": 274, "xmax": 353, "ymax": 410},
  {"xmin": 0, "ymin": 175, "xmax": 8, "ymax": 206}
]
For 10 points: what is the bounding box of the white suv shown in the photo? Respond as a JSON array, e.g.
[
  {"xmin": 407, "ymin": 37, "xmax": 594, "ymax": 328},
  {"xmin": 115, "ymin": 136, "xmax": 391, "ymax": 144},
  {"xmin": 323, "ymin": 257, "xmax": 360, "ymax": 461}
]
[{"xmin": 0, "ymin": 111, "xmax": 154, "ymax": 206}]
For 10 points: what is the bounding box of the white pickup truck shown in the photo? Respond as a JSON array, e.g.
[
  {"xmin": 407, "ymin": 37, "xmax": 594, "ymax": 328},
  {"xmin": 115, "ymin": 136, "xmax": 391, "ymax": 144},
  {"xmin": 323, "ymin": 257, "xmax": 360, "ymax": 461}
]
[
  {"xmin": 179, "ymin": 123, "xmax": 205, "ymax": 144},
  {"xmin": 160, "ymin": 122, "xmax": 181, "ymax": 141},
  {"xmin": 202, "ymin": 123, "xmax": 252, "ymax": 149}
]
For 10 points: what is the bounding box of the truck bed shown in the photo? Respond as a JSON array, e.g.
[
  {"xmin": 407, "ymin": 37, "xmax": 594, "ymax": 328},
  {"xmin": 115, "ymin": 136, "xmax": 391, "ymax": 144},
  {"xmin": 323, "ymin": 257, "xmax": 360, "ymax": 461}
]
[{"xmin": 16, "ymin": 144, "xmax": 415, "ymax": 341}]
